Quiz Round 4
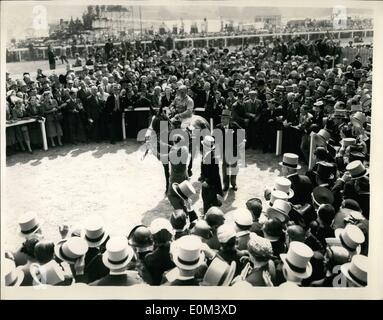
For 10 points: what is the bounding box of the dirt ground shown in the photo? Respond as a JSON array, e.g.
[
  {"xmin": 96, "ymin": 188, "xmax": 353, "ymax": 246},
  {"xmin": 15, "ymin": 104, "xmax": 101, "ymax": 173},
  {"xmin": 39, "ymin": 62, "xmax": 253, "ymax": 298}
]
[{"xmin": 4, "ymin": 139, "xmax": 294, "ymax": 248}]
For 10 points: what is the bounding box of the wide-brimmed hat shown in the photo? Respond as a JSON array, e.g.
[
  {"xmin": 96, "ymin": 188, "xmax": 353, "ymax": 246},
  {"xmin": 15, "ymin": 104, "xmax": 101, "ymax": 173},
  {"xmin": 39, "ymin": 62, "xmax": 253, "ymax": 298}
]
[
  {"xmin": 360, "ymin": 94, "xmax": 371, "ymax": 108},
  {"xmin": 18, "ymin": 211, "xmax": 42, "ymax": 238},
  {"xmin": 312, "ymin": 186, "xmax": 334, "ymax": 206},
  {"xmin": 171, "ymin": 235, "xmax": 205, "ymax": 270},
  {"xmin": 200, "ymin": 257, "xmax": 236, "ymax": 286},
  {"xmin": 280, "ymin": 242, "xmax": 313, "ymax": 279},
  {"xmin": 334, "ymin": 224, "xmax": 365, "ymax": 254},
  {"xmin": 54, "ymin": 237, "xmax": 88, "ymax": 265},
  {"xmin": 346, "ymin": 160, "xmax": 368, "ymax": 180},
  {"xmin": 217, "ymin": 223, "xmax": 236, "ymax": 244},
  {"xmin": 279, "ymin": 153, "xmax": 301, "ymax": 170},
  {"xmin": 313, "ymin": 161, "xmax": 336, "ymax": 181},
  {"xmin": 340, "ymin": 254, "xmax": 368, "ymax": 287},
  {"xmin": 172, "ymin": 180, "xmax": 196, "ymax": 201},
  {"xmin": 30, "ymin": 260, "xmax": 66, "ymax": 286},
  {"xmin": 102, "ymin": 236, "xmax": 134, "ymax": 270},
  {"xmin": 233, "ymin": 209, "xmax": 253, "ymax": 229},
  {"xmin": 201, "ymin": 135, "xmax": 216, "ymax": 150},
  {"xmin": 81, "ymin": 216, "xmax": 109, "ymax": 248},
  {"xmin": 4, "ymin": 259, "xmax": 24, "ymax": 286},
  {"xmin": 272, "ymin": 177, "xmax": 294, "ymax": 199},
  {"xmin": 266, "ymin": 199, "xmax": 291, "ymax": 224}
]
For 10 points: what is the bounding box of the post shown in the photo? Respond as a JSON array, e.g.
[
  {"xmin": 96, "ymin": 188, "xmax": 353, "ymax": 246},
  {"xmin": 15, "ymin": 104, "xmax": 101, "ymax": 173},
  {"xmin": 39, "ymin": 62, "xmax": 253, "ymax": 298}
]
[
  {"xmin": 308, "ymin": 132, "xmax": 316, "ymax": 170},
  {"xmin": 122, "ymin": 112, "xmax": 127, "ymax": 140},
  {"xmin": 210, "ymin": 118, "xmax": 213, "ymax": 134},
  {"xmin": 38, "ymin": 118, "xmax": 48, "ymax": 151},
  {"xmin": 276, "ymin": 130, "xmax": 283, "ymax": 156}
]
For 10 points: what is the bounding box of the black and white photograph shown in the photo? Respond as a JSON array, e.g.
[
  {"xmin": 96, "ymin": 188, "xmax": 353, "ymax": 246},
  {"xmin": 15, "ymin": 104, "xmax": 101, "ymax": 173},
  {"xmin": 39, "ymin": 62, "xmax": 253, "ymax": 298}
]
[{"xmin": 1, "ymin": 0, "xmax": 382, "ymax": 299}]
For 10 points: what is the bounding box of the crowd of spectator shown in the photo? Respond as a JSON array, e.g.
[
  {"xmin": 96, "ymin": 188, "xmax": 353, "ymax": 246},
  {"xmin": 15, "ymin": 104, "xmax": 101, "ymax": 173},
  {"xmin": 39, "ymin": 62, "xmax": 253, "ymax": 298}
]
[{"xmin": 5, "ymin": 29, "xmax": 372, "ymax": 288}]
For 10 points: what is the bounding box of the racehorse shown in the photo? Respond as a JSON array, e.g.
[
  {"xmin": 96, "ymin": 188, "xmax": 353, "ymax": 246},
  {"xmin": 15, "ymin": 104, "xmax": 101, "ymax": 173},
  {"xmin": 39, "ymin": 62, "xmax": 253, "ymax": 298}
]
[{"xmin": 144, "ymin": 107, "xmax": 210, "ymax": 192}]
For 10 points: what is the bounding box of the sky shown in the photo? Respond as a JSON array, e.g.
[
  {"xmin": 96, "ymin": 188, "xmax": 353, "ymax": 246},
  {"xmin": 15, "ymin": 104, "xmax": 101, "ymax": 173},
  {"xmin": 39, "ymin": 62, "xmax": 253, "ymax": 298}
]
[{"xmin": 3, "ymin": 3, "xmax": 373, "ymax": 41}]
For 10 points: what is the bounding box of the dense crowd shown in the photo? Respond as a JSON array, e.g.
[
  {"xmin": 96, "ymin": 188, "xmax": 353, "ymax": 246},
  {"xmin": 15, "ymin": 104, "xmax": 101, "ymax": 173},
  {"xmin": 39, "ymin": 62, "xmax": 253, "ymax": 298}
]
[{"xmin": 5, "ymin": 33, "xmax": 371, "ymax": 287}]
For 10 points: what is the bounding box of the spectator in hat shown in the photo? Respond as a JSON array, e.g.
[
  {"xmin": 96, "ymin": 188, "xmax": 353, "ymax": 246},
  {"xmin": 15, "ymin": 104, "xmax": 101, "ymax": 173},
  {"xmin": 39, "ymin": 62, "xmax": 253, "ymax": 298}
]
[
  {"xmin": 11, "ymin": 98, "xmax": 34, "ymax": 153},
  {"xmin": 262, "ymin": 218, "xmax": 286, "ymax": 257},
  {"xmin": 216, "ymin": 223, "xmax": 248, "ymax": 276},
  {"xmin": 163, "ymin": 235, "xmax": 207, "ymax": 286},
  {"xmin": 279, "ymin": 241, "xmax": 314, "ymax": 287},
  {"xmin": 205, "ymin": 206, "xmax": 225, "ymax": 250},
  {"xmin": 244, "ymin": 233, "xmax": 276, "ymax": 286},
  {"xmin": 261, "ymin": 98, "xmax": 284, "ymax": 153},
  {"xmin": 246, "ymin": 198, "xmax": 264, "ymax": 236},
  {"xmin": 144, "ymin": 218, "xmax": 176, "ymax": 285},
  {"xmin": 233, "ymin": 209, "xmax": 254, "ymax": 250},
  {"xmin": 105, "ymin": 83, "xmax": 124, "ymax": 144},
  {"xmin": 170, "ymin": 209, "xmax": 190, "ymax": 240},
  {"xmin": 310, "ymin": 204, "xmax": 336, "ymax": 248},
  {"xmin": 280, "ymin": 153, "xmax": 313, "ymax": 205},
  {"xmin": 90, "ymin": 236, "xmax": 143, "ymax": 286},
  {"xmin": 47, "ymin": 45, "xmax": 56, "ymax": 70},
  {"xmin": 215, "ymin": 109, "xmax": 246, "ymax": 191},
  {"xmin": 200, "ymin": 135, "xmax": 223, "ymax": 214}
]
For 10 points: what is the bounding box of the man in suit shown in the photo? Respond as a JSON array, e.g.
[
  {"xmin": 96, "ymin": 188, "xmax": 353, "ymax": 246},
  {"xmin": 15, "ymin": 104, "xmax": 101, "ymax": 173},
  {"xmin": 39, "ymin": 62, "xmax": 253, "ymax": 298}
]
[
  {"xmin": 85, "ymin": 86, "xmax": 104, "ymax": 142},
  {"xmin": 89, "ymin": 236, "xmax": 143, "ymax": 286},
  {"xmin": 261, "ymin": 98, "xmax": 284, "ymax": 153},
  {"xmin": 244, "ymin": 90, "xmax": 263, "ymax": 149},
  {"xmin": 200, "ymin": 136, "xmax": 223, "ymax": 214},
  {"xmin": 144, "ymin": 218, "xmax": 176, "ymax": 285},
  {"xmin": 280, "ymin": 153, "xmax": 313, "ymax": 206},
  {"xmin": 215, "ymin": 110, "xmax": 246, "ymax": 191},
  {"xmin": 105, "ymin": 83, "xmax": 123, "ymax": 144}
]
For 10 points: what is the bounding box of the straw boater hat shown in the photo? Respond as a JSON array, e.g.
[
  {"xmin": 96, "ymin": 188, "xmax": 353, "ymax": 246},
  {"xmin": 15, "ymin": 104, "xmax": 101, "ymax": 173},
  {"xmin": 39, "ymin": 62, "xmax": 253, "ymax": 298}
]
[
  {"xmin": 221, "ymin": 109, "xmax": 232, "ymax": 117},
  {"xmin": 30, "ymin": 260, "xmax": 66, "ymax": 286},
  {"xmin": 316, "ymin": 129, "xmax": 331, "ymax": 144},
  {"xmin": 149, "ymin": 218, "xmax": 175, "ymax": 236},
  {"xmin": 350, "ymin": 104, "xmax": 363, "ymax": 113},
  {"xmin": 18, "ymin": 211, "xmax": 42, "ymax": 238},
  {"xmin": 270, "ymin": 190, "xmax": 289, "ymax": 206},
  {"xmin": 280, "ymin": 241, "xmax": 313, "ymax": 279},
  {"xmin": 201, "ymin": 135, "xmax": 216, "ymax": 150},
  {"xmin": 272, "ymin": 177, "xmax": 294, "ymax": 199},
  {"xmin": 340, "ymin": 254, "xmax": 368, "ymax": 287},
  {"xmin": 200, "ymin": 257, "xmax": 236, "ymax": 286},
  {"xmin": 4, "ymin": 259, "xmax": 24, "ymax": 286},
  {"xmin": 279, "ymin": 153, "xmax": 301, "ymax": 170},
  {"xmin": 346, "ymin": 160, "xmax": 368, "ymax": 180},
  {"xmin": 342, "ymin": 138, "xmax": 357, "ymax": 148},
  {"xmin": 54, "ymin": 237, "xmax": 88, "ymax": 265},
  {"xmin": 81, "ymin": 216, "xmax": 109, "ymax": 248},
  {"xmin": 172, "ymin": 180, "xmax": 196, "ymax": 201},
  {"xmin": 266, "ymin": 199, "xmax": 291, "ymax": 224},
  {"xmin": 171, "ymin": 235, "xmax": 205, "ymax": 271},
  {"xmin": 217, "ymin": 223, "xmax": 237, "ymax": 244},
  {"xmin": 334, "ymin": 224, "xmax": 365, "ymax": 254},
  {"xmin": 102, "ymin": 236, "xmax": 135, "ymax": 270},
  {"xmin": 351, "ymin": 111, "xmax": 367, "ymax": 128}
]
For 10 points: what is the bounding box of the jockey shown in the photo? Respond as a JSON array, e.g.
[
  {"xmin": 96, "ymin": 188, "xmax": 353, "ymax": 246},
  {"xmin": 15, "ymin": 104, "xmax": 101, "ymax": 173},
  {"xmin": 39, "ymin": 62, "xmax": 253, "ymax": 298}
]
[{"xmin": 169, "ymin": 85, "xmax": 194, "ymax": 125}]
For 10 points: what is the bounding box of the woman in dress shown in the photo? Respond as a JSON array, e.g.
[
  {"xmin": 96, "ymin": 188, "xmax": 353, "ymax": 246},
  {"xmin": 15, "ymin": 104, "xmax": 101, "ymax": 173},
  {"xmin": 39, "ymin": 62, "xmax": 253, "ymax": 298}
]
[
  {"xmin": 12, "ymin": 98, "xmax": 33, "ymax": 154},
  {"xmin": 26, "ymin": 96, "xmax": 43, "ymax": 147},
  {"xmin": 40, "ymin": 91, "xmax": 63, "ymax": 147}
]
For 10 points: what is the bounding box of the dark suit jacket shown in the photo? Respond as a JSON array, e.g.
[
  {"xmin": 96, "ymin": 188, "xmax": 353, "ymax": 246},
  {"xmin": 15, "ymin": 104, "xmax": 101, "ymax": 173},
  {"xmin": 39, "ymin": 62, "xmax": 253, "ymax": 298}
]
[
  {"xmin": 89, "ymin": 272, "xmax": 143, "ymax": 286},
  {"xmin": 288, "ymin": 173, "xmax": 314, "ymax": 205},
  {"xmin": 85, "ymin": 95, "xmax": 103, "ymax": 119},
  {"xmin": 163, "ymin": 278, "xmax": 200, "ymax": 286},
  {"xmin": 144, "ymin": 244, "xmax": 175, "ymax": 285},
  {"xmin": 105, "ymin": 94, "xmax": 123, "ymax": 117},
  {"xmin": 201, "ymin": 150, "xmax": 223, "ymax": 196}
]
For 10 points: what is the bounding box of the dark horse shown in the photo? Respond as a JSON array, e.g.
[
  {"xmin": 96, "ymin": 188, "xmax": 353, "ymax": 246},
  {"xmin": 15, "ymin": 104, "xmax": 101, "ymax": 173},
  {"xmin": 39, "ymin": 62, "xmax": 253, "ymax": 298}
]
[{"xmin": 146, "ymin": 107, "xmax": 210, "ymax": 193}]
